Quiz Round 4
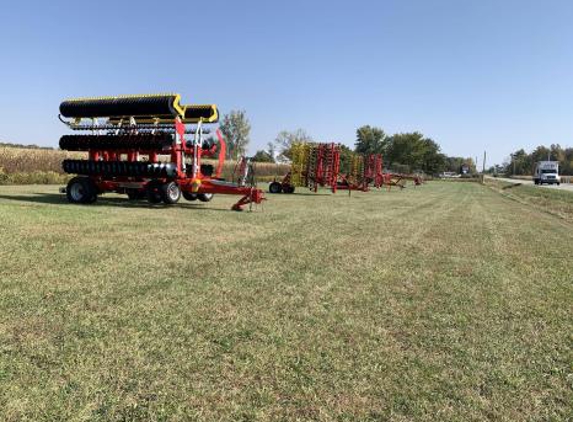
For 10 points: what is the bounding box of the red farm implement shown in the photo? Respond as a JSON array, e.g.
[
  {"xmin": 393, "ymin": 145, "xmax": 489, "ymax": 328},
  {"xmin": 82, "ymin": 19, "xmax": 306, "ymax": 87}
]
[
  {"xmin": 382, "ymin": 172, "xmax": 425, "ymax": 190},
  {"xmin": 269, "ymin": 142, "xmax": 340, "ymax": 194},
  {"xmin": 268, "ymin": 142, "xmax": 388, "ymax": 194},
  {"xmin": 58, "ymin": 94, "xmax": 264, "ymax": 211},
  {"xmin": 337, "ymin": 152, "xmax": 384, "ymax": 192}
]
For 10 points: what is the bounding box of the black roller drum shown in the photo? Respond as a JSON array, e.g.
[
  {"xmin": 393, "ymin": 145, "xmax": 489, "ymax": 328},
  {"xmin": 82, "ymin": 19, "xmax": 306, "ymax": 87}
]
[
  {"xmin": 62, "ymin": 159, "xmax": 177, "ymax": 178},
  {"xmin": 60, "ymin": 94, "xmax": 183, "ymax": 118},
  {"xmin": 59, "ymin": 134, "xmax": 174, "ymax": 151},
  {"xmin": 183, "ymin": 104, "xmax": 219, "ymax": 122}
]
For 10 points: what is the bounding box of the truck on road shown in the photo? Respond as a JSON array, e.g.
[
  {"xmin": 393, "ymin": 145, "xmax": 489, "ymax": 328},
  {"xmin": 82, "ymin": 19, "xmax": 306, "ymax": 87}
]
[{"xmin": 533, "ymin": 161, "xmax": 560, "ymax": 185}]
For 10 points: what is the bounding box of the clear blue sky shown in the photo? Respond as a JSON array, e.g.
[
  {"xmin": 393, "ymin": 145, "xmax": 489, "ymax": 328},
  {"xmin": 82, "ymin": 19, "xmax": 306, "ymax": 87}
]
[{"xmin": 1, "ymin": 0, "xmax": 573, "ymax": 166}]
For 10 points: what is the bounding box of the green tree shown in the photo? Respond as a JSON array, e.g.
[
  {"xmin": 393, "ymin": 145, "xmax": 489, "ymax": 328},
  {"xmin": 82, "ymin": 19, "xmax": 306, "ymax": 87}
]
[
  {"xmin": 529, "ymin": 145, "xmax": 551, "ymax": 171},
  {"xmin": 550, "ymin": 144, "xmax": 566, "ymax": 164},
  {"xmin": 385, "ymin": 132, "xmax": 445, "ymax": 174},
  {"xmin": 355, "ymin": 125, "xmax": 387, "ymax": 155},
  {"xmin": 445, "ymin": 156, "xmax": 473, "ymax": 173},
  {"xmin": 506, "ymin": 145, "xmax": 573, "ymax": 176},
  {"xmin": 564, "ymin": 147, "xmax": 573, "ymax": 175},
  {"xmin": 219, "ymin": 110, "xmax": 251, "ymax": 159},
  {"xmin": 507, "ymin": 149, "xmax": 531, "ymax": 175},
  {"xmin": 251, "ymin": 150, "xmax": 275, "ymax": 163}
]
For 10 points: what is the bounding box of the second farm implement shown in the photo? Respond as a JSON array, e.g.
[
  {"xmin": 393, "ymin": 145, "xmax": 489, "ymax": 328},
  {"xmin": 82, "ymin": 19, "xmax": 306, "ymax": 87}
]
[{"xmin": 269, "ymin": 142, "xmax": 387, "ymax": 194}]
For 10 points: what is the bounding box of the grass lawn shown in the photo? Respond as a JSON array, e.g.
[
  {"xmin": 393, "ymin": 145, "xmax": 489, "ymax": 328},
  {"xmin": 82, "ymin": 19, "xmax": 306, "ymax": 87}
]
[
  {"xmin": 0, "ymin": 182, "xmax": 571, "ymax": 421},
  {"xmin": 486, "ymin": 178, "xmax": 573, "ymax": 222}
]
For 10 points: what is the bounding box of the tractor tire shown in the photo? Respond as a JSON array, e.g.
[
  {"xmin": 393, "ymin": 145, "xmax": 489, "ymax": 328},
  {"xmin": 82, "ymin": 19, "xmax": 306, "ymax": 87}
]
[
  {"xmin": 146, "ymin": 180, "xmax": 164, "ymax": 204},
  {"xmin": 197, "ymin": 193, "xmax": 214, "ymax": 202},
  {"xmin": 283, "ymin": 185, "xmax": 295, "ymax": 194},
  {"xmin": 269, "ymin": 181, "xmax": 283, "ymax": 194},
  {"xmin": 182, "ymin": 192, "xmax": 198, "ymax": 201},
  {"xmin": 66, "ymin": 177, "xmax": 97, "ymax": 204},
  {"xmin": 161, "ymin": 182, "xmax": 181, "ymax": 205}
]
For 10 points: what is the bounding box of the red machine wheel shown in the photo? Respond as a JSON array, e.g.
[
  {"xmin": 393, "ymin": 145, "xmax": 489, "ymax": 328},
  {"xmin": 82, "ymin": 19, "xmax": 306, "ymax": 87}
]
[
  {"xmin": 66, "ymin": 176, "xmax": 97, "ymax": 204},
  {"xmin": 182, "ymin": 192, "xmax": 198, "ymax": 201},
  {"xmin": 283, "ymin": 185, "xmax": 295, "ymax": 194},
  {"xmin": 269, "ymin": 181, "xmax": 283, "ymax": 194},
  {"xmin": 161, "ymin": 182, "xmax": 181, "ymax": 204},
  {"xmin": 146, "ymin": 181, "xmax": 163, "ymax": 204}
]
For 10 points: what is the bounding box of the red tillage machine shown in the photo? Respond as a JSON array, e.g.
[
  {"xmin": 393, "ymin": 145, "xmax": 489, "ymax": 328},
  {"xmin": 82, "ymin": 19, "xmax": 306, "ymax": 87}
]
[{"xmin": 58, "ymin": 94, "xmax": 264, "ymax": 211}]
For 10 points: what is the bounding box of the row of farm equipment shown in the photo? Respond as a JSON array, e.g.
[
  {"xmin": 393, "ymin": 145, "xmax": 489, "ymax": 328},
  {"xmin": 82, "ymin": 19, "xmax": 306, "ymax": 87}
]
[
  {"xmin": 57, "ymin": 93, "xmax": 424, "ymax": 210},
  {"xmin": 268, "ymin": 142, "xmax": 423, "ymax": 194}
]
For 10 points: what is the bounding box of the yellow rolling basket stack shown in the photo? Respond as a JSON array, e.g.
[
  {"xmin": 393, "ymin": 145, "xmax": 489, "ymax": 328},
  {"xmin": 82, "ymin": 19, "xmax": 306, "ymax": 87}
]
[{"xmin": 290, "ymin": 142, "xmax": 310, "ymax": 187}]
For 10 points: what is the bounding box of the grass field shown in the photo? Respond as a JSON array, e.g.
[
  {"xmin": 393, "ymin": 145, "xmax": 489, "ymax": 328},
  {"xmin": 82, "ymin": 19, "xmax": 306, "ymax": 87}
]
[
  {"xmin": 0, "ymin": 182, "xmax": 571, "ymax": 421},
  {"xmin": 486, "ymin": 178, "xmax": 573, "ymax": 222}
]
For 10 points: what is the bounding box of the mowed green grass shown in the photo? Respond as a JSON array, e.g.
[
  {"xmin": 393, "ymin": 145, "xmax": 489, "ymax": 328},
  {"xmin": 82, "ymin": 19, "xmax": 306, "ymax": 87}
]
[
  {"xmin": 0, "ymin": 183, "xmax": 571, "ymax": 421},
  {"xmin": 486, "ymin": 178, "xmax": 573, "ymax": 223}
]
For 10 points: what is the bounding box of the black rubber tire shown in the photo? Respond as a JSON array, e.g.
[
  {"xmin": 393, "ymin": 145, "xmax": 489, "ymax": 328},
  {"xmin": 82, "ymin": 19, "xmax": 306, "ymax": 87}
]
[
  {"xmin": 283, "ymin": 185, "xmax": 295, "ymax": 194},
  {"xmin": 66, "ymin": 177, "xmax": 97, "ymax": 204},
  {"xmin": 269, "ymin": 181, "xmax": 283, "ymax": 194},
  {"xmin": 182, "ymin": 192, "xmax": 198, "ymax": 201},
  {"xmin": 197, "ymin": 193, "xmax": 214, "ymax": 202},
  {"xmin": 161, "ymin": 182, "xmax": 181, "ymax": 204},
  {"xmin": 146, "ymin": 181, "xmax": 164, "ymax": 204}
]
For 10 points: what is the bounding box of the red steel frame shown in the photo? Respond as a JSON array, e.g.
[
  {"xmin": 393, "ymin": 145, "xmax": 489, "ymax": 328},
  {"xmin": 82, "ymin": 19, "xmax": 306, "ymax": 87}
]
[
  {"xmin": 307, "ymin": 143, "xmax": 340, "ymax": 193},
  {"xmin": 381, "ymin": 172, "xmax": 424, "ymax": 190},
  {"xmin": 337, "ymin": 153, "xmax": 384, "ymax": 192},
  {"xmin": 83, "ymin": 117, "xmax": 264, "ymax": 210}
]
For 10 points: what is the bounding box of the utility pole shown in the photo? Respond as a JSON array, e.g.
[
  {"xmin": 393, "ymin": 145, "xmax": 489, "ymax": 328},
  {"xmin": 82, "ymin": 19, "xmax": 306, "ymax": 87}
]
[{"xmin": 482, "ymin": 151, "xmax": 486, "ymax": 184}]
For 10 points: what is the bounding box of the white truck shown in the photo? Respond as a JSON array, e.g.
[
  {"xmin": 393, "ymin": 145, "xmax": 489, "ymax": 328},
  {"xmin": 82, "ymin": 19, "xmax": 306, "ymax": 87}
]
[{"xmin": 533, "ymin": 161, "xmax": 560, "ymax": 185}]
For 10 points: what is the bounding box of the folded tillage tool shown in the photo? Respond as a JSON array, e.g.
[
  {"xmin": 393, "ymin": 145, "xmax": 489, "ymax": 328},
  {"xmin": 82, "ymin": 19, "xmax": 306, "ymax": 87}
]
[{"xmin": 58, "ymin": 94, "xmax": 264, "ymax": 211}]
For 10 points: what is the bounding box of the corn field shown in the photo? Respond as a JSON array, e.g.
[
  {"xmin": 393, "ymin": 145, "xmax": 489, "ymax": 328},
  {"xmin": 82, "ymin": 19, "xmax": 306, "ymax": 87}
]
[
  {"xmin": 202, "ymin": 159, "xmax": 289, "ymax": 182},
  {"xmin": 0, "ymin": 147, "xmax": 85, "ymax": 174},
  {"xmin": 0, "ymin": 147, "xmax": 290, "ymax": 184}
]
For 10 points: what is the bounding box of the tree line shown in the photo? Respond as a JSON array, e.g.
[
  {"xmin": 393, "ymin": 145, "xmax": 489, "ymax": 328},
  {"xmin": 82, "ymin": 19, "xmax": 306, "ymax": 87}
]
[
  {"xmin": 504, "ymin": 144, "xmax": 573, "ymax": 176},
  {"xmin": 0, "ymin": 141, "xmax": 55, "ymax": 150},
  {"xmin": 219, "ymin": 111, "xmax": 474, "ymax": 174},
  {"xmin": 352, "ymin": 126, "xmax": 475, "ymax": 174}
]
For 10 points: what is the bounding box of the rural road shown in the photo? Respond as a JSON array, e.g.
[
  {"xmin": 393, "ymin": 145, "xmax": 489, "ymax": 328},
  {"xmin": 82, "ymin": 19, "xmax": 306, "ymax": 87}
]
[{"xmin": 489, "ymin": 176, "xmax": 573, "ymax": 192}]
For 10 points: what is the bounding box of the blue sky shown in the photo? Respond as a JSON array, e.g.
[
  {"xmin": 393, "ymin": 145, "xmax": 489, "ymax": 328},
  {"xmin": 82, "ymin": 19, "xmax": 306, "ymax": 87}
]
[{"xmin": 1, "ymin": 0, "xmax": 573, "ymax": 166}]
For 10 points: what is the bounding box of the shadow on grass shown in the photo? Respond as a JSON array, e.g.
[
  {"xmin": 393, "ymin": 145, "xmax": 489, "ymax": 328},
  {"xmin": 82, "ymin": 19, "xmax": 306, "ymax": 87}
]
[
  {"xmin": 0, "ymin": 193, "xmax": 66, "ymax": 205},
  {"xmin": 502, "ymin": 183, "xmax": 522, "ymax": 190},
  {"xmin": 290, "ymin": 192, "xmax": 332, "ymax": 197},
  {"xmin": 0, "ymin": 193, "xmax": 240, "ymax": 212}
]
